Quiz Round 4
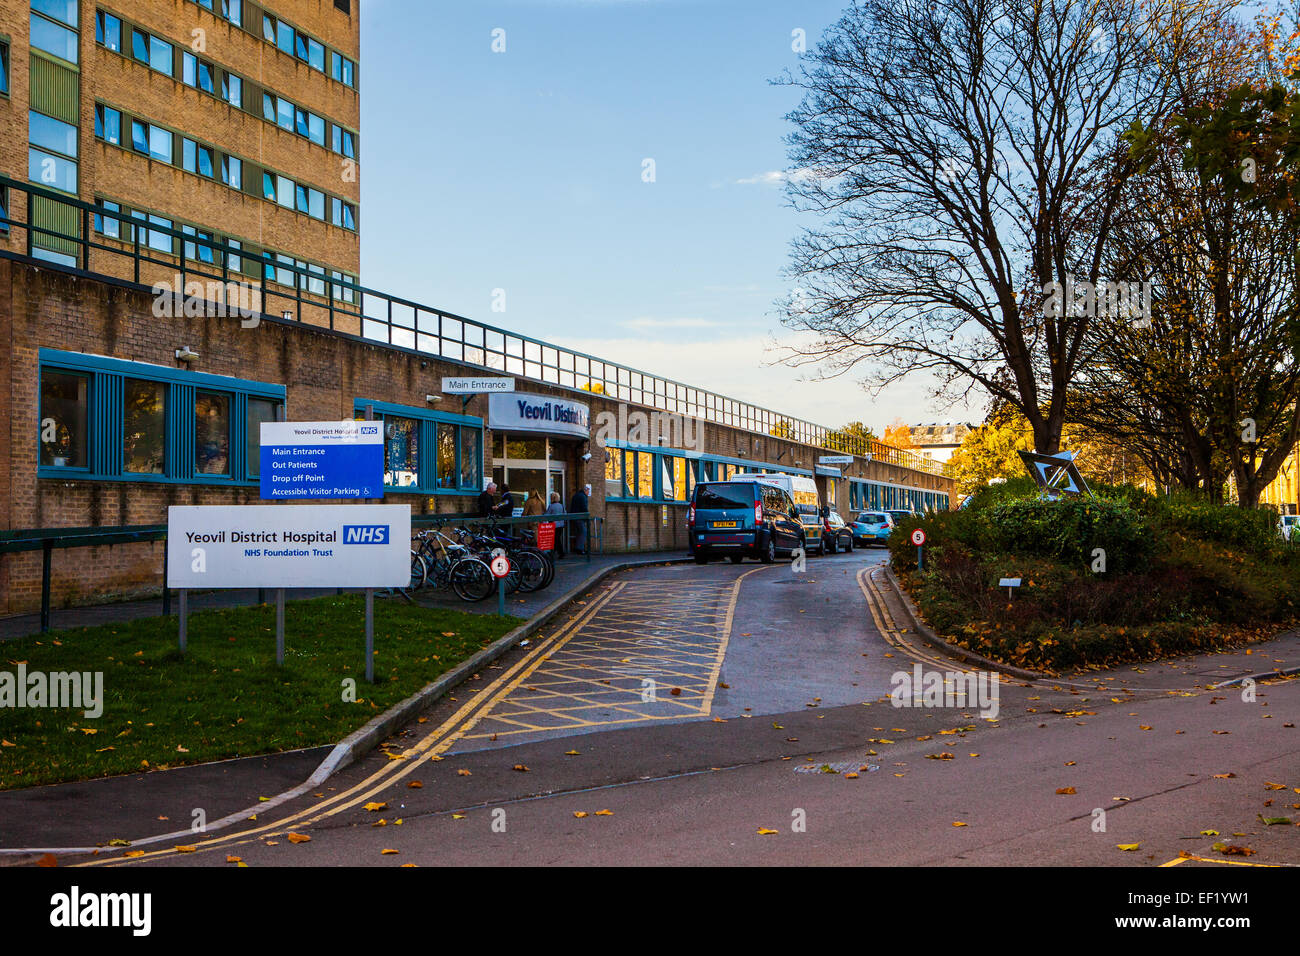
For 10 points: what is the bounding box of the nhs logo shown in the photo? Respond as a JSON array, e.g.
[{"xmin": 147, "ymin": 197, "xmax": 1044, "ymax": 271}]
[
  {"xmin": 359, "ymin": 425, "xmax": 380, "ymax": 436},
  {"xmin": 343, "ymin": 525, "xmax": 390, "ymax": 544}
]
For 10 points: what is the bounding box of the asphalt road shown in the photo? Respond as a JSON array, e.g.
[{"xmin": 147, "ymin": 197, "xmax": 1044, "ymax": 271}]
[{"xmin": 79, "ymin": 548, "xmax": 1300, "ymax": 868}]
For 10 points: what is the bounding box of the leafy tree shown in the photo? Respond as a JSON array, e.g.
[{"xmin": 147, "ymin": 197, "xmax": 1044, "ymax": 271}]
[{"xmin": 948, "ymin": 406, "xmax": 1034, "ymax": 496}]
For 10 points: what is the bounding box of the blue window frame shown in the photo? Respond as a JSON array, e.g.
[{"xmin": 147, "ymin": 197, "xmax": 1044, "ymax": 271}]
[
  {"xmin": 0, "ymin": 41, "xmax": 9, "ymax": 96},
  {"xmin": 94, "ymin": 104, "xmax": 121, "ymax": 144},
  {"xmin": 95, "ymin": 11, "xmax": 121, "ymax": 51},
  {"xmin": 30, "ymin": 13, "xmax": 78, "ymax": 64},
  {"xmin": 353, "ymin": 400, "xmax": 483, "ymax": 494},
  {"xmin": 38, "ymin": 349, "xmax": 285, "ymax": 485}
]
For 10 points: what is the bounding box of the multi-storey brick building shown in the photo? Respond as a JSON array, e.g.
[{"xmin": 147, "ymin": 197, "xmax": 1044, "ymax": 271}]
[{"xmin": 2, "ymin": 0, "xmax": 360, "ymax": 295}]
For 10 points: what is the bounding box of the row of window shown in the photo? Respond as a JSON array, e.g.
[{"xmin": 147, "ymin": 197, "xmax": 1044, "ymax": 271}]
[
  {"xmin": 93, "ymin": 102, "xmax": 358, "ymax": 231},
  {"xmin": 39, "ymin": 350, "xmax": 285, "ymax": 483},
  {"xmin": 37, "ymin": 352, "xmax": 480, "ymax": 496},
  {"xmin": 96, "ymin": 10, "xmax": 359, "ymax": 159},
  {"xmin": 604, "ymin": 449, "xmax": 751, "ymax": 503},
  {"xmin": 360, "ymin": 402, "xmax": 483, "ymax": 493},
  {"xmin": 849, "ymin": 481, "xmax": 949, "ymax": 513},
  {"xmin": 91, "ymin": 194, "xmax": 358, "ymax": 303},
  {"xmin": 179, "ymin": 0, "xmax": 357, "ymax": 88}
]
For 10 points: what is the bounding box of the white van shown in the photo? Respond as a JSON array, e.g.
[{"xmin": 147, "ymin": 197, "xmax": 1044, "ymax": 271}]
[{"xmin": 730, "ymin": 472, "xmax": 824, "ymax": 551}]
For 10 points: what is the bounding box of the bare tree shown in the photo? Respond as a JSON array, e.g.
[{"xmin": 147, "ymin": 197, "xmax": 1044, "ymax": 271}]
[{"xmin": 778, "ymin": 0, "xmax": 1235, "ymax": 454}]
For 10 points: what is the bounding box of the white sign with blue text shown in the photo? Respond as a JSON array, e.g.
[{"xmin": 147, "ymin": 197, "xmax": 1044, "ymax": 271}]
[
  {"xmin": 489, "ymin": 392, "xmax": 590, "ymax": 439},
  {"xmin": 260, "ymin": 420, "xmax": 384, "ymax": 499},
  {"xmin": 166, "ymin": 505, "xmax": 411, "ymax": 588}
]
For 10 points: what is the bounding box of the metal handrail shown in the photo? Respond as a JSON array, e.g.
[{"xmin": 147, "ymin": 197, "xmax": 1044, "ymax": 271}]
[{"xmin": 0, "ymin": 175, "xmax": 950, "ymax": 478}]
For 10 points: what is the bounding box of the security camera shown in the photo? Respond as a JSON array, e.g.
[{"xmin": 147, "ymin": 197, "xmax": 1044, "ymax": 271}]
[
  {"xmin": 175, "ymin": 346, "xmax": 199, "ymax": 362},
  {"xmin": 581, "ymin": 452, "xmax": 592, "ymax": 462},
  {"xmin": 426, "ymin": 395, "xmax": 442, "ymax": 404}
]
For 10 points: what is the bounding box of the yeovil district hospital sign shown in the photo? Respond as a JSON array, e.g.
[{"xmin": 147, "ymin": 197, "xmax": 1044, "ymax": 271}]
[{"xmin": 167, "ymin": 505, "xmax": 411, "ymax": 589}]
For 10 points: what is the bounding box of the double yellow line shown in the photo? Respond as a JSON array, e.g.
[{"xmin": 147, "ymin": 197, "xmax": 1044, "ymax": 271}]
[
  {"xmin": 857, "ymin": 565, "xmax": 975, "ymax": 673},
  {"xmin": 86, "ymin": 581, "xmax": 630, "ymax": 867}
]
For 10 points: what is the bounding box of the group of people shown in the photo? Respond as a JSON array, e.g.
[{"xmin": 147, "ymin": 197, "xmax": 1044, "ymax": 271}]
[{"xmin": 475, "ymin": 481, "xmax": 590, "ymax": 557}]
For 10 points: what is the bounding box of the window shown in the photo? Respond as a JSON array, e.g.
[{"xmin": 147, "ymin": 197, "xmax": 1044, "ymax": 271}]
[
  {"xmin": 32, "ymin": 0, "xmax": 77, "ymax": 25},
  {"xmin": 149, "ymin": 34, "xmax": 173, "ymax": 75},
  {"xmin": 29, "ymin": 148, "xmax": 77, "ymax": 193},
  {"xmin": 332, "ymin": 198, "xmax": 355, "ymax": 230},
  {"xmin": 308, "ymin": 188, "xmax": 324, "ymax": 220},
  {"xmin": 307, "ymin": 37, "xmax": 325, "ymax": 72},
  {"xmin": 384, "ymin": 416, "xmax": 419, "ymax": 487},
  {"xmin": 605, "ymin": 448, "xmax": 628, "ymax": 498},
  {"xmin": 262, "ymin": 92, "xmax": 275, "ymax": 123},
  {"xmin": 637, "ymin": 451, "xmax": 653, "ymax": 498},
  {"xmin": 308, "ymin": 113, "xmax": 325, "ymax": 146},
  {"xmin": 131, "ymin": 28, "xmax": 148, "ymax": 63},
  {"xmin": 182, "ymin": 140, "xmax": 214, "ymax": 177},
  {"xmin": 226, "ymin": 237, "xmax": 242, "ymax": 273},
  {"xmin": 295, "ymin": 32, "xmax": 308, "ymax": 61},
  {"xmin": 245, "ymin": 397, "xmax": 276, "ymax": 477},
  {"xmin": 222, "ymin": 0, "xmax": 242, "ymax": 26},
  {"xmin": 220, "ymin": 155, "xmax": 241, "ymax": 189},
  {"xmin": 277, "ymin": 97, "xmax": 293, "ymax": 131},
  {"xmin": 182, "ymin": 224, "xmax": 215, "ymax": 264},
  {"xmin": 182, "ymin": 53, "xmax": 214, "ymax": 93},
  {"xmin": 124, "ymin": 378, "xmax": 166, "ymax": 474},
  {"xmin": 276, "ymin": 175, "xmax": 293, "ymax": 208},
  {"xmin": 131, "ymin": 120, "xmax": 149, "ymax": 154},
  {"xmin": 276, "ymin": 20, "xmax": 294, "ymax": 56},
  {"xmin": 194, "ymin": 392, "xmax": 230, "ymax": 475},
  {"xmin": 30, "ymin": 111, "xmax": 77, "ymax": 157},
  {"xmin": 221, "ymin": 72, "xmax": 241, "ymax": 107},
  {"xmin": 295, "ymin": 185, "xmax": 309, "ymax": 215},
  {"xmin": 94, "ymin": 104, "xmax": 121, "ymax": 144},
  {"xmin": 460, "ymin": 428, "xmax": 481, "ymax": 488},
  {"xmin": 262, "ymin": 171, "xmax": 275, "ymax": 201},
  {"xmin": 0, "ymin": 41, "xmax": 8, "ymax": 96},
  {"xmin": 94, "ymin": 198, "xmax": 121, "ymax": 239},
  {"xmin": 331, "ymin": 270, "xmax": 356, "ymax": 304},
  {"xmin": 335, "ymin": 0, "xmax": 351, "ymax": 13},
  {"xmin": 146, "ymin": 213, "xmax": 173, "ymax": 253},
  {"xmin": 331, "ymin": 53, "xmax": 355, "ymax": 87},
  {"xmin": 149, "ymin": 125, "xmax": 172, "ymax": 163},
  {"xmin": 295, "ymin": 107, "xmax": 310, "ymax": 138},
  {"xmin": 39, "ymin": 370, "xmax": 88, "ymax": 468},
  {"xmin": 333, "ymin": 127, "xmax": 355, "ymax": 158},
  {"xmin": 30, "ymin": 13, "xmax": 79, "ymax": 64},
  {"xmin": 95, "ymin": 11, "xmax": 121, "ymax": 51},
  {"xmin": 435, "ymin": 422, "xmax": 455, "ymax": 486},
  {"xmin": 306, "ymin": 263, "xmax": 326, "ymax": 295}
]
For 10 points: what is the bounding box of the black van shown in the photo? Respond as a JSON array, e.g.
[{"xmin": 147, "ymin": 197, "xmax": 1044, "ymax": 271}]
[{"xmin": 687, "ymin": 480, "xmax": 805, "ymax": 564}]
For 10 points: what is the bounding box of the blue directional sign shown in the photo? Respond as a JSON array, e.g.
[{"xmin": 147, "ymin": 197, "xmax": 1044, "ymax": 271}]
[{"xmin": 260, "ymin": 420, "xmax": 384, "ymax": 499}]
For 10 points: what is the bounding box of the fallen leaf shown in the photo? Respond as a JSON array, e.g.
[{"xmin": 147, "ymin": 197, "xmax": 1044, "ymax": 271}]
[
  {"xmin": 174, "ymin": 845, "xmax": 198, "ymax": 853},
  {"xmin": 226, "ymin": 856, "xmax": 242, "ymax": 863},
  {"xmin": 573, "ymin": 812, "xmax": 588, "ymax": 818},
  {"xmin": 565, "ymin": 750, "xmax": 580, "ymax": 756},
  {"xmin": 513, "ymin": 764, "xmax": 529, "ymax": 772},
  {"xmin": 381, "ymin": 849, "xmax": 399, "ymax": 855},
  {"xmin": 757, "ymin": 828, "xmax": 778, "ymax": 835},
  {"xmin": 1116, "ymin": 843, "xmax": 1140, "ymax": 851},
  {"xmin": 594, "ymin": 809, "xmax": 613, "ymax": 816},
  {"xmin": 407, "ymin": 781, "xmax": 423, "ymax": 789},
  {"xmin": 952, "ymin": 821, "xmax": 968, "ymax": 827},
  {"xmin": 456, "ymin": 769, "xmax": 472, "ymax": 777},
  {"xmin": 1056, "ymin": 787, "xmax": 1077, "ymax": 795},
  {"xmin": 124, "ymin": 851, "xmax": 145, "ymax": 858},
  {"xmin": 363, "ymin": 802, "xmax": 388, "ymax": 812}
]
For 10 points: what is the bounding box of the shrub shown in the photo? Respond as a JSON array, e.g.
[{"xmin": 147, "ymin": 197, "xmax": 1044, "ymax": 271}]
[
  {"xmin": 1145, "ymin": 492, "xmax": 1281, "ymax": 555},
  {"xmin": 988, "ymin": 495, "xmax": 1152, "ymax": 572}
]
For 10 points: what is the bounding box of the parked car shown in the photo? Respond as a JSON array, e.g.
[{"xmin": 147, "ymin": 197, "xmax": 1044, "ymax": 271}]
[
  {"xmin": 886, "ymin": 509, "xmax": 919, "ymax": 529},
  {"xmin": 687, "ymin": 480, "xmax": 804, "ymax": 564},
  {"xmin": 1281, "ymin": 514, "xmax": 1299, "ymax": 542},
  {"xmin": 851, "ymin": 511, "xmax": 894, "ymax": 546},
  {"xmin": 821, "ymin": 510, "xmax": 855, "ymax": 554},
  {"xmin": 731, "ymin": 472, "xmax": 824, "ymax": 553}
]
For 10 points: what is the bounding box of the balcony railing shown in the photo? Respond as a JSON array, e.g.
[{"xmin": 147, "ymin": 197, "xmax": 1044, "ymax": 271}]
[{"xmin": 0, "ymin": 175, "xmax": 951, "ymax": 479}]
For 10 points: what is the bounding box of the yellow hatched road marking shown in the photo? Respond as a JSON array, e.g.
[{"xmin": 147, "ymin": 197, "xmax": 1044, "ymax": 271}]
[{"xmin": 84, "ymin": 581, "xmax": 628, "ymax": 867}]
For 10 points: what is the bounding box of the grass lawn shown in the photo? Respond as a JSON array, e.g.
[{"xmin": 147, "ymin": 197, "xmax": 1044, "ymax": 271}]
[{"xmin": 0, "ymin": 595, "xmax": 522, "ymax": 790}]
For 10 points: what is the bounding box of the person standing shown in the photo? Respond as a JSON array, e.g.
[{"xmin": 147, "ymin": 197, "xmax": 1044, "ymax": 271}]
[
  {"xmin": 476, "ymin": 481, "xmax": 498, "ymax": 518},
  {"xmin": 569, "ymin": 483, "xmax": 590, "ymax": 555},
  {"xmin": 545, "ymin": 491, "xmax": 566, "ymax": 559},
  {"xmin": 494, "ymin": 483, "xmax": 515, "ymax": 517},
  {"xmin": 523, "ymin": 489, "xmax": 545, "ymax": 516}
]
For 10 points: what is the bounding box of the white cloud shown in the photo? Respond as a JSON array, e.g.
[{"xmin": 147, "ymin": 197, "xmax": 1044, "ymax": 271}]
[
  {"xmin": 619, "ymin": 316, "xmax": 726, "ymax": 329},
  {"xmin": 735, "ymin": 168, "xmax": 816, "ymax": 186}
]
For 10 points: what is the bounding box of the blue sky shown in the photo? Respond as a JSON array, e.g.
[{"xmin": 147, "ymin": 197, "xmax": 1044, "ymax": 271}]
[{"xmin": 358, "ymin": 0, "xmax": 983, "ymax": 433}]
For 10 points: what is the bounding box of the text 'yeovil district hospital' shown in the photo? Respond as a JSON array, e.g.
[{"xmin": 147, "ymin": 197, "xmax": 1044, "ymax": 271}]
[{"xmin": 0, "ymin": 0, "xmax": 954, "ymax": 615}]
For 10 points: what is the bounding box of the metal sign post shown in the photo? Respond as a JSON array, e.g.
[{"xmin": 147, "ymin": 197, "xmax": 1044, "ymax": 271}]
[
  {"xmin": 276, "ymin": 588, "xmax": 285, "ymax": 666},
  {"xmin": 178, "ymin": 589, "xmax": 188, "ymax": 654},
  {"xmin": 911, "ymin": 527, "xmax": 926, "ymax": 572},
  {"xmin": 365, "ymin": 588, "xmax": 375, "ymax": 683},
  {"xmin": 490, "ymin": 553, "xmax": 511, "ymax": 616}
]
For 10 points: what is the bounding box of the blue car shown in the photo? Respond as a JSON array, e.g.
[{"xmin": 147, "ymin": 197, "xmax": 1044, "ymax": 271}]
[{"xmin": 851, "ymin": 511, "xmax": 894, "ymax": 546}]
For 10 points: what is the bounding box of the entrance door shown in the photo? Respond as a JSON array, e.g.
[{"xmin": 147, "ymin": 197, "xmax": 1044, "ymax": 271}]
[{"xmin": 547, "ymin": 466, "xmax": 565, "ymax": 509}]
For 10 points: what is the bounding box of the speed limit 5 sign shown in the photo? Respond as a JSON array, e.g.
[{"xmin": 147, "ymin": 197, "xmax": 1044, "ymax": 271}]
[{"xmin": 910, "ymin": 528, "xmax": 926, "ymax": 546}]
